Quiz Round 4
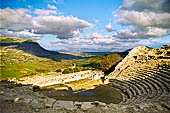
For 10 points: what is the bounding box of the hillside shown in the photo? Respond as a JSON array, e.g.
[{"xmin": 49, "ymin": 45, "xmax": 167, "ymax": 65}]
[
  {"xmin": 0, "ymin": 36, "xmax": 72, "ymax": 80},
  {"xmin": 1, "ymin": 43, "xmax": 170, "ymax": 113},
  {"xmin": 0, "ymin": 36, "xmax": 82, "ymax": 61},
  {"xmin": 0, "ymin": 36, "xmax": 125, "ymax": 80},
  {"xmin": 106, "ymin": 45, "xmax": 170, "ymax": 106}
]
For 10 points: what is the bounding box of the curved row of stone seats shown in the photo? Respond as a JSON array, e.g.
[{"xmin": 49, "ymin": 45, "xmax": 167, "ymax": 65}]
[
  {"xmin": 142, "ymin": 70, "xmax": 170, "ymax": 91},
  {"xmin": 138, "ymin": 68, "xmax": 170, "ymax": 82},
  {"xmin": 109, "ymin": 65, "xmax": 170, "ymax": 105},
  {"xmin": 110, "ymin": 77, "xmax": 156, "ymax": 105},
  {"xmin": 115, "ymin": 72, "xmax": 156, "ymax": 103},
  {"xmin": 133, "ymin": 71, "xmax": 169, "ymax": 99},
  {"xmin": 136, "ymin": 76, "xmax": 158, "ymax": 99},
  {"xmin": 109, "ymin": 79, "xmax": 136, "ymax": 104},
  {"xmin": 107, "ymin": 46, "xmax": 170, "ymax": 105},
  {"xmin": 125, "ymin": 77, "xmax": 161, "ymax": 104},
  {"xmin": 122, "ymin": 81, "xmax": 140, "ymax": 104},
  {"xmin": 123, "ymin": 80, "xmax": 146, "ymax": 104},
  {"xmin": 139, "ymin": 74, "xmax": 165, "ymax": 99},
  {"xmin": 128, "ymin": 79, "xmax": 151, "ymax": 103},
  {"xmin": 138, "ymin": 67, "xmax": 170, "ymax": 89}
]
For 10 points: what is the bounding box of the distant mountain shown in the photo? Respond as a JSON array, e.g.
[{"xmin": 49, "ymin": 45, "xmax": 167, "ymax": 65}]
[
  {"xmin": 0, "ymin": 36, "xmax": 83, "ymax": 79},
  {"xmin": 0, "ymin": 36, "xmax": 82, "ymax": 61}
]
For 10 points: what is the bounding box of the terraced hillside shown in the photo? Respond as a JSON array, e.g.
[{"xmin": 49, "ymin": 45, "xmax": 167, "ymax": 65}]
[{"xmin": 106, "ymin": 45, "xmax": 170, "ymax": 105}]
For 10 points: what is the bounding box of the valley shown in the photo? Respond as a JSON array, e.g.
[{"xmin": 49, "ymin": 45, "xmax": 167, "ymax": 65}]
[{"xmin": 0, "ymin": 36, "xmax": 170, "ymax": 113}]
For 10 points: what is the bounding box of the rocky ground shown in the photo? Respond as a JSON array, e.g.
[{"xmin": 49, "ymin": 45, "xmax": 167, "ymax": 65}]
[
  {"xmin": 1, "ymin": 80, "xmax": 170, "ymax": 113},
  {"xmin": 10, "ymin": 70, "xmax": 103, "ymax": 86}
]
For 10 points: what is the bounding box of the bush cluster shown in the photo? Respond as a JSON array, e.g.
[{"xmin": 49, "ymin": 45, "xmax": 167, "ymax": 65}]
[
  {"xmin": 55, "ymin": 69, "xmax": 62, "ymax": 72},
  {"xmin": 62, "ymin": 67, "xmax": 90, "ymax": 74},
  {"xmin": 99, "ymin": 53, "xmax": 123, "ymax": 73}
]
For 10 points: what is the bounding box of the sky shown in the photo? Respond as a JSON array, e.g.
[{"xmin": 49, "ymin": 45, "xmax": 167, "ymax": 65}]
[{"xmin": 1, "ymin": 0, "xmax": 170, "ymax": 52}]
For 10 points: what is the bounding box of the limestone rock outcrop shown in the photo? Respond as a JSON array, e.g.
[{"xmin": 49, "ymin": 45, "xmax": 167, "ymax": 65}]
[{"xmin": 106, "ymin": 45, "xmax": 170, "ymax": 105}]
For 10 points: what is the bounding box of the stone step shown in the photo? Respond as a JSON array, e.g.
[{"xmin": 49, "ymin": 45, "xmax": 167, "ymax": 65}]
[
  {"xmin": 156, "ymin": 71, "xmax": 170, "ymax": 80},
  {"xmin": 110, "ymin": 80, "xmax": 136, "ymax": 104},
  {"xmin": 139, "ymin": 72, "xmax": 168, "ymax": 91},
  {"xmin": 109, "ymin": 79, "xmax": 129, "ymax": 90},
  {"xmin": 140, "ymin": 70, "xmax": 170, "ymax": 81},
  {"xmin": 135, "ymin": 76, "xmax": 158, "ymax": 99},
  {"xmin": 127, "ymin": 81, "xmax": 143, "ymax": 96},
  {"xmin": 122, "ymin": 81, "xmax": 140, "ymax": 104},
  {"xmin": 150, "ymin": 77, "xmax": 170, "ymax": 100},
  {"xmin": 151, "ymin": 74, "xmax": 170, "ymax": 92},
  {"xmin": 129, "ymin": 76, "xmax": 155, "ymax": 102},
  {"xmin": 154, "ymin": 77, "xmax": 170, "ymax": 92},
  {"xmin": 126, "ymin": 81, "xmax": 146, "ymax": 104},
  {"xmin": 139, "ymin": 75, "xmax": 166, "ymax": 100},
  {"xmin": 140, "ymin": 68, "xmax": 170, "ymax": 82},
  {"xmin": 144, "ymin": 76, "xmax": 165, "ymax": 99},
  {"xmin": 112, "ymin": 80, "xmax": 135, "ymax": 100},
  {"xmin": 109, "ymin": 80, "xmax": 133, "ymax": 103},
  {"xmin": 127, "ymin": 79, "xmax": 149, "ymax": 103},
  {"xmin": 159, "ymin": 70, "xmax": 170, "ymax": 78},
  {"xmin": 141, "ymin": 67, "xmax": 158, "ymax": 71}
]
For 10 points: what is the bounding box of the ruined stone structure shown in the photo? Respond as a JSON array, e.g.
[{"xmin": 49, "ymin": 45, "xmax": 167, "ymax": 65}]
[
  {"xmin": 1, "ymin": 46, "xmax": 170, "ymax": 113},
  {"xmin": 106, "ymin": 45, "xmax": 170, "ymax": 105}
]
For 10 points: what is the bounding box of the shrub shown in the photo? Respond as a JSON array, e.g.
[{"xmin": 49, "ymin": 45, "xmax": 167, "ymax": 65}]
[
  {"xmin": 82, "ymin": 67, "xmax": 90, "ymax": 71},
  {"xmin": 35, "ymin": 68, "xmax": 48, "ymax": 73},
  {"xmin": 73, "ymin": 67, "xmax": 82, "ymax": 72},
  {"xmin": 62, "ymin": 68, "xmax": 74, "ymax": 74},
  {"xmin": 56, "ymin": 69, "xmax": 62, "ymax": 72},
  {"xmin": 24, "ymin": 39, "xmax": 34, "ymax": 42},
  {"xmin": 82, "ymin": 62, "xmax": 100, "ymax": 69},
  {"xmin": 99, "ymin": 54, "xmax": 123, "ymax": 73}
]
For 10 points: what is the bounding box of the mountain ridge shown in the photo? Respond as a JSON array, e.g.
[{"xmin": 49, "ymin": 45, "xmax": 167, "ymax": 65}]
[{"xmin": 0, "ymin": 36, "xmax": 83, "ymax": 61}]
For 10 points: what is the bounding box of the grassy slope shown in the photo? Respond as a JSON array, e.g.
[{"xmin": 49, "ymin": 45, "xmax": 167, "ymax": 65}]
[
  {"xmin": 63, "ymin": 56, "xmax": 103, "ymax": 69},
  {"xmin": 0, "ymin": 36, "xmax": 71, "ymax": 80}
]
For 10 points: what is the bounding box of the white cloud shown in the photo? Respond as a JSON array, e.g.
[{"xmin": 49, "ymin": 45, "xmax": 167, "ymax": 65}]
[
  {"xmin": 118, "ymin": 10, "xmax": 170, "ymax": 28},
  {"xmin": 0, "ymin": 29, "xmax": 42, "ymax": 39},
  {"xmin": 92, "ymin": 18, "xmax": 100, "ymax": 23},
  {"xmin": 121, "ymin": 0, "xmax": 170, "ymax": 13},
  {"xmin": 114, "ymin": 0, "xmax": 170, "ymax": 40},
  {"xmin": 0, "ymin": 8, "xmax": 33, "ymax": 31},
  {"xmin": 0, "ymin": 8, "xmax": 93, "ymax": 39},
  {"xmin": 48, "ymin": 32, "xmax": 139, "ymax": 52},
  {"xmin": 105, "ymin": 24, "xmax": 113, "ymax": 32},
  {"xmin": 28, "ymin": 5, "xmax": 31, "ymax": 9},
  {"xmin": 91, "ymin": 32, "xmax": 102, "ymax": 39},
  {"xmin": 146, "ymin": 27, "xmax": 170, "ymax": 37},
  {"xmin": 115, "ymin": 27, "xmax": 170, "ymax": 39},
  {"xmin": 52, "ymin": 0, "xmax": 64, "ymax": 4},
  {"xmin": 33, "ymin": 9, "xmax": 56, "ymax": 15},
  {"xmin": 33, "ymin": 15, "xmax": 93, "ymax": 39},
  {"xmin": 48, "ymin": 4, "xmax": 57, "ymax": 10}
]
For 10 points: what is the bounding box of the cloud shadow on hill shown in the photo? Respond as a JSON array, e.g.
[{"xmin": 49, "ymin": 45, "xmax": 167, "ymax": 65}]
[{"xmin": 0, "ymin": 42, "xmax": 84, "ymax": 61}]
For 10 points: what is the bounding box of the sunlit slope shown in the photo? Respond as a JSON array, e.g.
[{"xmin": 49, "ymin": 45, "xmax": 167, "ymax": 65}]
[
  {"xmin": 106, "ymin": 46, "xmax": 170, "ymax": 105},
  {"xmin": 0, "ymin": 36, "xmax": 71, "ymax": 80}
]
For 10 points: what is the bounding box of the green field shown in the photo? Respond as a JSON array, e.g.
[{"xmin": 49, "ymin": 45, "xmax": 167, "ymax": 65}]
[
  {"xmin": 64, "ymin": 56, "xmax": 103, "ymax": 69},
  {"xmin": 0, "ymin": 36, "xmax": 71, "ymax": 80},
  {"xmin": 0, "ymin": 36, "xmax": 125, "ymax": 80}
]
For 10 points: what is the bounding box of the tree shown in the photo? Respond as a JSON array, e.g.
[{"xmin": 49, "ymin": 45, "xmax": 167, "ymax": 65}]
[{"xmin": 99, "ymin": 54, "xmax": 122, "ymax": 74}]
